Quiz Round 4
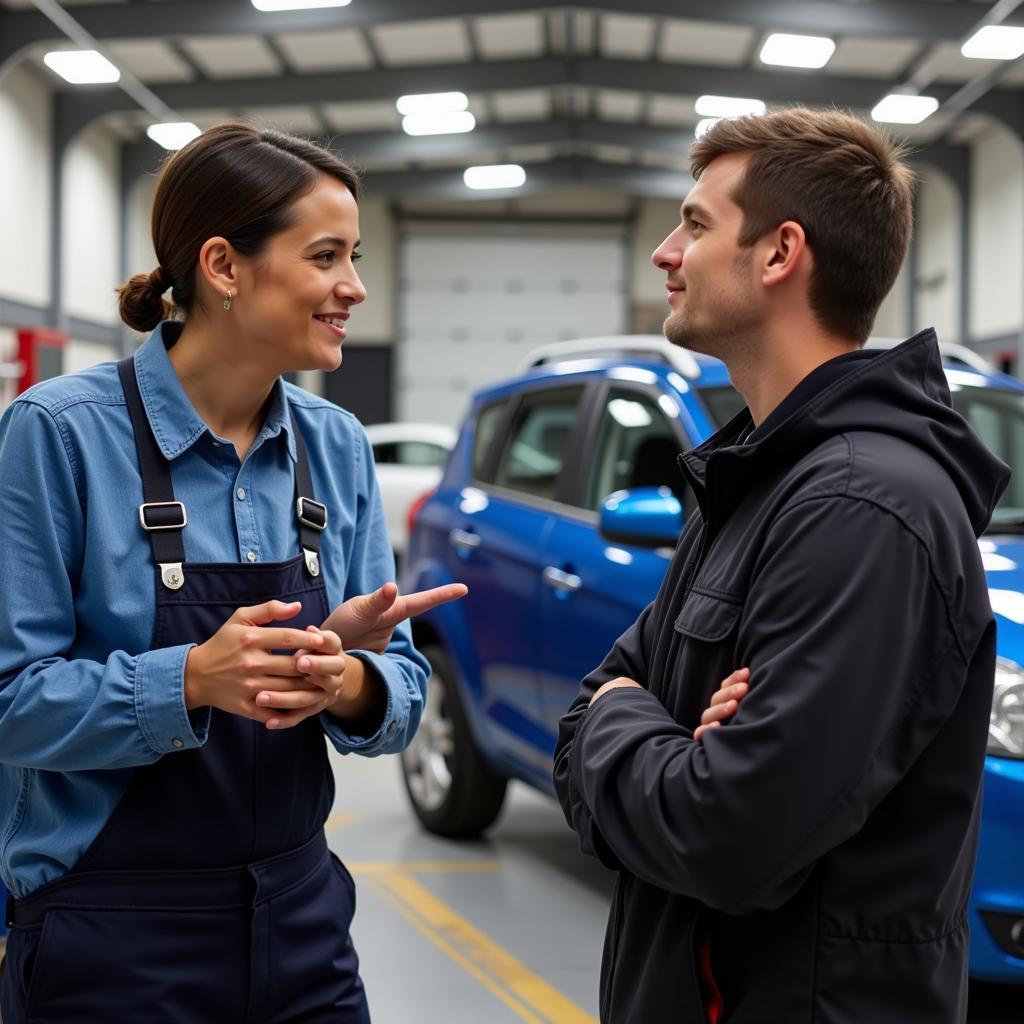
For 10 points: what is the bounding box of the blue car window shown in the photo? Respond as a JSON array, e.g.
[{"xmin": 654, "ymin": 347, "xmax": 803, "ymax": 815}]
[
  {"xmin": 952, "ymin": 385, "xmax": 1024, "ymax": 532},
  {"xmin": 472, "ymin": 398, "xmax": 510, "ymax": 481},
  {"xmin": 698, "ymin": 385, "xmax": 747, "ymax": 430},
  {"xmin": 584, "ymin": 389, "xmax": 685, "ymax": 511},
  {"xmin": 493, "ymin": 387, "xmax": 584, "ymax": 501}
]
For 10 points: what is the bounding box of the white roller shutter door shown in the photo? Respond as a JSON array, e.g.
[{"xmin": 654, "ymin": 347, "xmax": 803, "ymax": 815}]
[{"xmin": 397, "ymin": 224, "xmax": 628, "ymax": 425}]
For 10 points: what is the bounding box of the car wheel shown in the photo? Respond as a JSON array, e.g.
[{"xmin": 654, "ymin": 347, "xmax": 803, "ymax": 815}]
[{"xmin": 400, "ymin": 645, "xmax": 508, "ymax": 838}]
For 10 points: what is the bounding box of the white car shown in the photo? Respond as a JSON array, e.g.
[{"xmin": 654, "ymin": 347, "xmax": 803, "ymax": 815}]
[{"xmin": 365, "ymin": 422, "xmax": 457, "ymax": 561}]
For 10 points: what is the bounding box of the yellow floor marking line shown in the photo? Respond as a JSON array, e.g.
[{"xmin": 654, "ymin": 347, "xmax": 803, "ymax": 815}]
[
  {"xmin": 348, "ymin": 860, "xmax": 502, "ymax": 875},
  {"xmin": 324, "ymin": 811, "xmax": 359, "ymax": 831},
  {"xmin": 366, "ymin": 871, "xmax": 596, "ymax": 1024},
  {"xmin": 364, "ymin": 875, "xmax": 547, "ymax": 1024}
]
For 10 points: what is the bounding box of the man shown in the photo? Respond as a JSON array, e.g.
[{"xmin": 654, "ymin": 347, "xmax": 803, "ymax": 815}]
[{"xmin": 553, "ymin": 107, "xmax": 1010, "ymax": 1022}]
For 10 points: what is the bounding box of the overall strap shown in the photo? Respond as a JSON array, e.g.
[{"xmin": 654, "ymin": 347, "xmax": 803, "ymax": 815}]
[
  {"xmin": 290, "ymin": 410, "xmax": 327, "ymax": 578},
  {"xmin": 117, "ymin": 357, "xmax": 188, "ymax": 591}
]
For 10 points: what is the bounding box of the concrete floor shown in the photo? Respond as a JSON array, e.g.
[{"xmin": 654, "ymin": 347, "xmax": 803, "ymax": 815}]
[
  {"xmin": 1, "ymin": 751, "xmax": 1020, "ymax": 1022},
  {"xmin": 327, "ymin": 747, "xmax": 610, "ymax": 1023},
  {"xmin": 328, "ymin": 749, "xmax": 1024, "ymax": 1024}
]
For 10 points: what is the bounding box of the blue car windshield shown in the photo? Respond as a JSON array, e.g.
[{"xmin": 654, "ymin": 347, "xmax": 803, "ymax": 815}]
[{"xmin": 952, "ymin": 384, "xmax": 1024, "ymax": 534}]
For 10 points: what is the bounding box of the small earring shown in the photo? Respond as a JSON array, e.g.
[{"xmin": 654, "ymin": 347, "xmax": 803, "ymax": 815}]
[{"xmin": 223, "ymin": 290, "xmax": 233, "ymax": 311}]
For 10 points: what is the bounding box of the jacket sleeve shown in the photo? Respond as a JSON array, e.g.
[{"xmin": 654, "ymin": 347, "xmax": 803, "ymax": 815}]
[
  {"xmin": 320, "ymin": 424, "xmax": 429, "ymax": 757},
  {"xmin": 553, "ymin": 600, "xmax": 659, "ymax": 869},
  {"xmin": 0, "ymin": 400, "xmax": 208, "ymax": 772},
  {"xmin": 569, "ymin": 495, "xmax": 967, "ymax": 912}
]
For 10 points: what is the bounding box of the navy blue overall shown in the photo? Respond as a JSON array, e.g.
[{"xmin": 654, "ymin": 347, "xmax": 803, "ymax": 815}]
[{"xmin": 1, "ymin": 359, "xmax": 370, "ymax": 1023}]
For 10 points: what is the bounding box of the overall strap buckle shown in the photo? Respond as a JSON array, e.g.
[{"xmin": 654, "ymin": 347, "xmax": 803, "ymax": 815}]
[
  {"xmin": 139, "ymin": 501, "xmax": 188, "ymax": 532},
  {"xmin": 296, "ymin": 497, "xmax": 327, "ymax": 531}
]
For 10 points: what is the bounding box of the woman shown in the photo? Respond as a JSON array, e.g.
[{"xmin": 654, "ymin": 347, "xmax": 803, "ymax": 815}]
[{"xmin": 0, "ymin": 122, "xmax": 463, "ymax": 1022}]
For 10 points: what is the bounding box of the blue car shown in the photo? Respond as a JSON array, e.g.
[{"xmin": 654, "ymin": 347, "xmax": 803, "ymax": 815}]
[{"xmin": 400, "ymin": 335, "xmax": 1024, "ymax": 983}]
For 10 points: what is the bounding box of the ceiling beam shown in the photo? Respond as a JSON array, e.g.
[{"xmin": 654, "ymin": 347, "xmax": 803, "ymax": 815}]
[
  {"xmin": 52, "ymin": 56, "xmax": 984, "ymax": 139},
  {"xmin": 0, "ymin": 0, "xmax": 1011, "ymax": 54},
  {"xmin": 361, "ymin": 156, "xmax": 694, "ymax": 200},
  {"xmin": 121, "ymin": 117, "xmax": 967, "ymax": 190}
]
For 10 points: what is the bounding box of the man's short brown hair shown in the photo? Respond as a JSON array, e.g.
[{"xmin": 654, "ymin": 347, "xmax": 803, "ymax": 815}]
[{"xmin": 690, "ymin": 107, "xmax": 916, "ymax": 342}]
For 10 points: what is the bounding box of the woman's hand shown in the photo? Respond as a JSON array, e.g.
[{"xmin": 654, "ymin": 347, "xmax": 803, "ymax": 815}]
[
  {"xmin": 184, "ymin": 600, "xmax": 333, "ymax": 729},
  {"xmin": 320, "ymin": 582, "xmax": 468, "ymax": 654},
  {"xmin": 283, "ymin": 626, "xmax": 386, "ymax": 727},
  {"xmin": 694, "ymin": 668, "xmax": 750, "ymax": 742}
]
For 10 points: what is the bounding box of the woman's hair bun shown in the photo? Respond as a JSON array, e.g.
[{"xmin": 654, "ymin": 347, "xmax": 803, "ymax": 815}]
[{"xmin": 116, "ymin": 266, "xmax": 172, "ymax": 333}]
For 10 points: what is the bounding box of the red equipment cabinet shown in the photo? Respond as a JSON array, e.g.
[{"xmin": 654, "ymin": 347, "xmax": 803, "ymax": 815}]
[{"xmin": 17, "ymin": 326, "xmax": 67, "ymax": 394}]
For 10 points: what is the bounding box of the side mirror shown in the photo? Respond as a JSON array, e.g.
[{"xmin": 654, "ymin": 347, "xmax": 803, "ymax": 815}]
[{"xmin": 599, "ymin": 487, "xmax": 683, "ymax": 548}]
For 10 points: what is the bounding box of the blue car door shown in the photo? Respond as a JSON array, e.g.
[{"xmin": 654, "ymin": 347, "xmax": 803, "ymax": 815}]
[
  {"xmin": 536, "ymin": 383, "xmax": 695, "ymax": 763},
  {"xmin": 446, "ymin": 384, "xmax": 588, "ymax": 784}
]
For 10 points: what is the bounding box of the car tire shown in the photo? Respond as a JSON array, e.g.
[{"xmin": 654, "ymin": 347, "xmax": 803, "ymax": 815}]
[{"xmin": 400, "ymin": 644, "xmax": 508, "ymax": 838}]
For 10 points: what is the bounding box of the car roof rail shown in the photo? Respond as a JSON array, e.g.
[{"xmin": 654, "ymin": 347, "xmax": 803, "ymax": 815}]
[
  {"xmin": 866, "ymin": 336, "xmax": 994, "ymax": 375},
  {"xmin": 519, "ymin": 335, "xmax": 702, "ymax": 380}
]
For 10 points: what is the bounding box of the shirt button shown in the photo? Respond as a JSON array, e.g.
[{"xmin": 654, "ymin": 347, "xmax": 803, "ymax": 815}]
[
  {"xmin": 172, "ymin": 738, "xmax": 184, "ymax": 748},
  {"xmin": 387, "ymin": 720, "xmax": 397, "ymax": 733},
  {"xmin": 246, "ymin": 551, "xmax": 256, "ymax": 562},
  {"xmin": 236, "ymin": 488, "xmax": 246, "ymax": 501}
]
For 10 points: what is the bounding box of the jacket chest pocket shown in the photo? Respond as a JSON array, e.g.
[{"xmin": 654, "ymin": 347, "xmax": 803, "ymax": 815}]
[{"xmin": 668, "ymin": 590, "xmax": 745, "ymax": 719}]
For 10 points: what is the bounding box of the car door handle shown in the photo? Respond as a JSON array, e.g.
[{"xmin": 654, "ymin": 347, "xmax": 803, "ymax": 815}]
[
  {"xmin": 543, "ymin": 566, "xmax": 582, "ymax": 593},
  {"xmin": 449, "ymin": 528, "xmax": 482, "ymax": 552}
]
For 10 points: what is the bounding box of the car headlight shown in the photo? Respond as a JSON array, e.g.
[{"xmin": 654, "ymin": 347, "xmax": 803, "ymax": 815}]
[{"xmin": 989, "ymin": 657, "xmax": 1024, "ymax": 758}]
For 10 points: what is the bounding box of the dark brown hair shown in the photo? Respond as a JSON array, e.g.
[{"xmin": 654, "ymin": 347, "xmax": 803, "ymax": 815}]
[
  {"xmin": 117, "ymin": 122, "xmax": 362, "ymax": 332},
  {"xmin": 689, "ymin": 107, "xmax": 916, "ymax": 341}
]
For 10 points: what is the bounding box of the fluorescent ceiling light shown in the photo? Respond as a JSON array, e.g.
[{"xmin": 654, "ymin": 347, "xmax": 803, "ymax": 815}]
[
  {"xmin": 759, "ymin": 33, "xmax": 836, "ymax": 69},
  {"xmin": 695, "ymin": 118, "xmax": 720, "ymax": 139},
  {"xmin": 43, "ymin": 50, "xmax": 120, "ymax": 85},
  {"xmin": 402, "ymin": 111, "xmax": 476, "ymax": 136},
  {"xmin": 251, "ymin": 0, "xmax": 351, "ymax": 10},
  {"xmin": 147, "ymin": 122, "xmax": 202, "ymax": 151},
  {"xmin": 396, "ymin": 92, "xmax": 468, "ymax": 116},
  {"xmin": 961, "ymin": 25, "xmax": 1024, "ymax": 61},
  {"xmin": 871, "ymin": 94, "xmax": 939, "ymax": 125},
  {"xmin": 463, "ymin": 164, "xmax": 526, "ymax": 190},
  {"xmin": 695, "ymin": 95, "xmax": 766, "ymax": 118}
]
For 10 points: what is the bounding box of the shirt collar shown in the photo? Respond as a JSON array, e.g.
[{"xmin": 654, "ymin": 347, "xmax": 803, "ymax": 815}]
[{"xmin": 133, "ymin": 321, "xmax": 297, "ymax": 463}]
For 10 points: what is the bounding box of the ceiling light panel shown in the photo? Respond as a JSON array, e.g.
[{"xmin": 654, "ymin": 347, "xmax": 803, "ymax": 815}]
[
  {"xmin": 396, "ymin": 92, "xmax": 468, "ymax": 116},
  {"xmin": 464, "ymin": 164, "xmax": 527, "ymax": 190},
  {"xmin": 251, "ymin": 0, "xmax": 351, "ymax": 10},
  {"xmin": 694, "ymin": 95, "xmax": 766, "ymax": 117},
  {"xmin": 759, "ymin": 33, "xmax": 836, "ymax": 69},
  {"xmin": 43, "ymin": 50, "xmax": 120, "ymax": 84},
  {"xmin": 962, "ymin": 24, "xmax": 1024, "ymax": 60},
  {"xmin": 871, "ymin": 94, "xmax": 939, "ymax": 124},
  {"xmin": 146, "ymin": 122, "xmax": 201, "ymax": 151},
  {"xmin": 402, "ymin": 111, "xmax": 476, "ymax": 136}
]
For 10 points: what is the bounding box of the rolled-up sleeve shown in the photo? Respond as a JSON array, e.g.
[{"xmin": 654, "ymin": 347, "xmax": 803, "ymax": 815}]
[{"xmin": 320, "ymin": 426, "xmax": 428, "ymax": 756}]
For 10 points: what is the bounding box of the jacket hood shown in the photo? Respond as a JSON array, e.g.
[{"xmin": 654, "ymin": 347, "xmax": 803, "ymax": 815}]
[{"xmin": 684, "ymin": 329, "xmax": 1011, "ymax": 537}]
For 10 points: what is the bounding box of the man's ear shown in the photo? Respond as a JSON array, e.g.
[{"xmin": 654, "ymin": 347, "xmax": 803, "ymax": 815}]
[
  {"xmin": 196, "ymin": 237, "xmax": 241, "ymax": 301},
  {"xmin": 761, "ymin": 220, "xmax": 807, "ymax": 289}
]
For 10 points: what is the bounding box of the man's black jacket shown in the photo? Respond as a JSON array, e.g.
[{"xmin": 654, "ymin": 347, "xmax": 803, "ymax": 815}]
[{"xmin": 554, "ymin": 330, "xmax": 1011, "ymax": 1023}]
